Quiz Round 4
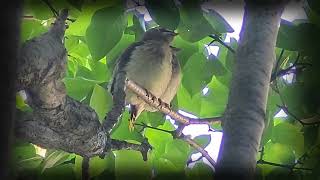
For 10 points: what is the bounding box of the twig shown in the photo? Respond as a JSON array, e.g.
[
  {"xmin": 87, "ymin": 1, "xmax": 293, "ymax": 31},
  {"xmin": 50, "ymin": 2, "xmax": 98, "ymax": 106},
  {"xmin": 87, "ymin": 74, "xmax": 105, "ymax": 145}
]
[
  {"xmin": 134, "ymin": 122, "xmax": 217, "ymax": 167},
  {"xmin": 106, "ymin": 139, "xmax": 151, "ymax": 161},
  {"xmin": 188, "ymin": 117, "xmax": 221, "ymax": 125},
  {"xmin": 135, "ymin": 122, "xmax": 173, "ymax": 134},
  {"xmin": 187, "ymin": 154, "xmax": 204, "ymax": 165},
  {"xmin": 41, "ymin": 0, "xmax": 59, "ymax": 17},
  {"xmin": 257, "ymin": 159, "xmax": 312, "ymax": 171},
  {"xmin": 183, "ymin": 135, "xmax": 216, "ymax": 166},
  {"xmin": 209, "ymin": 34, "xmax": 235, "ymax": 54},
  {"xmin": 125, "ymin": 79, "xmax": 222, "ymax": 125},
  {"xmin": 41, "ymin": 0, "xmax": 76, "ymax": 22},
  {"xmin": 279, "ymin": 105, "xmax": 320, "ymax": 125},
  {"xmin": 82, "ymin": 156, "xmax": 90, "ymax": 180},
  {"xmin": 270, "ymin": 53, "xmax": 311, "ymax": 82}
]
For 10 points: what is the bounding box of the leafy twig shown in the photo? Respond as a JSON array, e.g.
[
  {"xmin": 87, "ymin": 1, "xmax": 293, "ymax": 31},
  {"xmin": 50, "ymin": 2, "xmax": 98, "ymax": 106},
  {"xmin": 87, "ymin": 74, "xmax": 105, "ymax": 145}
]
[
  {"xmin": 183, "ymin": 135, "xmax": 216, "ymax": 166},
  {"xmin": 209, "ymin": 34, "xmax": 235, "ymax": 54},
  {"xmin": 41, "ymin": 0, "xmax": 59, "ymax": 17},
  {"xmin": 257, "ymin": 159, "xmax": 312, "ymax": 171},
  {"xmin": 134, "ymin": 122, "xmax": 217, "ymax": 166},
  {"xmin": 187, "ymin": 154, "xmax": 204, "ymax": 165},
  {"xmin": 135, "ymin": 122, "xmax": 173, "ymax": 134},
  {"xmin": 41, "ymin": 0, "xmax": 76, "ymax": 22}
]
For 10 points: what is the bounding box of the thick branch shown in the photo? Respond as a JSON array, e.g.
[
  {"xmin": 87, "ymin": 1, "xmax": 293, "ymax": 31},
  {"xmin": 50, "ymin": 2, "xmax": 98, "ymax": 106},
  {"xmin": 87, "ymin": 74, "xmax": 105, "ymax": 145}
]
[{"xmin": 216, "ymin": 2, "xmax": 287, "ymax": 179}]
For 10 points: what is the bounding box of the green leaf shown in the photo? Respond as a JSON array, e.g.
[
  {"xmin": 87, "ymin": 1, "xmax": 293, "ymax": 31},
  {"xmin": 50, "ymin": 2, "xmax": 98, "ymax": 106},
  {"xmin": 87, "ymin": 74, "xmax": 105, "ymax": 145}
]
[
  {"xmin": 13, "ymin": 142, "xmax": 42, "ymax": 170},
  {"xmin": 177, "ymin": 1, "xmax": 218, "ymax": 42},
  {"xmin": 89, "ymin": 60, "xmax": 111, "ymax": 82},
  {"xmin": 106, "ymin": 34, "xmax": 135, "ymax": 70},
  {"xmin": 73, "ymin": 155, "xmax": 82, "ymax": 179},
  {"xmin": 172, "ymin": 36, "xmax": 198, "ymax": 68},
  {"xmin": 162, "ymin": 139, "xmax": 190, "ymax": 170},
  {"xmin": 276, "ymin": 20, "xmax": 300, "ymax": 51},
  {"xmin": 66, "ymin": 1, "xmax": 118, "ymax": 36},
  {"xmin": 261, "ymin": 142, "xmax": 295, "ymax": 175},
  {"xmin": 186, "ymin": 162, "xmax": 214, "ymax": 180},
  {"xmin": 225, "ymin": 37, "xmax": 238, "ymax": 71},
  {"xmin": 89, "ymin": 153, "xmax": 115, "ymax": 178},
  {"xmin": 65, "ymin": 35, "xmax": 81, "ymax": 52},
  {"xmin": 182, "ymin": 53, "xmax": 215, "ymax": 96},
  {"xmin": 89, "ymin": 84, "xmax": 113, "ymax": 122},
  {"xmin": 176, "ymin": 84, "xmax": 202, "ymax": 116},
  {"xmin": 145, "ymin": 0, "xmax": 180, "ymax": 30},
  {"xmin": 272, "ymin": 122, "xmax": 304, "ymax": 156},
  {"xmin": 154, "ymin": 157, "xmax": 184, "ymax": 178},
  {"xmin": 145, "ymin": 121, "xmax": 175, "ymax": 155},
  {"xmin": 16, "ymin": 93, "xmax": 32, "ymax": 112},
  {"xmin": 111, "ymin": 110, "xmax": 144, "ymax": 143},
  {"xmin": 40, "ymin": 150, "xmax": 71, "ymax": 173},
  {"xmin": 276, "ymin": 20, "xmax": 320, "ymax": 54},
  {"xmin": 260, "ymin": 111, "xmax": 274, "ymax": 146},
  {"xmin": 281, "ymin": 83, "xmax": 306, "ymax": 117},
  {"xmin": 67, "ymin": 0, "xmax": 84, "ymax": 11},
  {"xmin": 200, "ymin": 77, "xmax": 229, "ymax": 117},
  {"xmin": 147, "ymin": 111, "xmax": 166, "ymax": 127},
  {"xmin": 63, "ymin": 77, "xmax": 102, "ymax": 101},
  {"xmin": 203, "ymin": 9, "xmax": 234, "ymax": 34},
  {"xmin": 266, "ymin": 88, "xmax": 281, "ymax": 117},
  {"xmin": 40, "ymin": 164, "xmax": 75, "ymax": 180},
  {"xmin": 303, "ymin": 126, "xmax": 319, "ymax": 150},
  {"xmin": 68, "ymin": 42, "xmax": 91, "ymax": 65},
  {"xmin": 24, "ymin": 0, "xmax": 53, "ymax": 20},
  {"xmin": 193, "ymin": 135, "xmax": 211, "ymax": 150},
  {"xmin": 207, "ymin": 55, "xmax": 228, "ymax": 76},
  {"xmin": 86, "ymin": 4, "xmax": 127, "ymax": 60},
  {"xmin": 21, "ymin": 19, "xmax": 48, "ymax": 42},
  {"xmin": 264, "ymin": 167, "xmax": 292, "ymax": 180},
  {"xmin": 114, "ymin": 150, "xmax": 152, "ymax": 180}
]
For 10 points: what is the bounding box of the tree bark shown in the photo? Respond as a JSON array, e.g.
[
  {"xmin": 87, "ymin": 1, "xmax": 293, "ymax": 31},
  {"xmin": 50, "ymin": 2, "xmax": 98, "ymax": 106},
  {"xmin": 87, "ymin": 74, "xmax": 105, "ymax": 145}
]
[{"xmin": 216, "ymin": 1, "xmax": 287, "ymax": 179}]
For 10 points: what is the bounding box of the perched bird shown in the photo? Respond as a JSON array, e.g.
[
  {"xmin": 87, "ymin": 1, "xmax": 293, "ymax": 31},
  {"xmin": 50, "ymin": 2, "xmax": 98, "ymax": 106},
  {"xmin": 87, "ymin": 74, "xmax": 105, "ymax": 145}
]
[{"xmin": 109, "ymin": 27, "xmax": 179, "ymax": 131}]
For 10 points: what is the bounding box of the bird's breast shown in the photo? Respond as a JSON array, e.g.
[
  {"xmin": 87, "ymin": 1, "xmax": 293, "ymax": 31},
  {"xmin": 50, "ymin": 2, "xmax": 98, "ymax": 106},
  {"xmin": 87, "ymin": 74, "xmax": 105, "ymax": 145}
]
[{"xmin": 124, "ymin": 42, "xmax": 173, "ymax": 104}]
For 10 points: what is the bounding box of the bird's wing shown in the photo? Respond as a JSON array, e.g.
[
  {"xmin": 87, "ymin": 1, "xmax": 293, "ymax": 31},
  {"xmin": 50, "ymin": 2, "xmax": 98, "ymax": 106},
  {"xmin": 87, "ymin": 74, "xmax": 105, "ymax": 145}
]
[
  {"xmin": 160, "ymin": 52, "xmax": 181, "ymax": 104},
  {"xmin": 109, "ymin": 41, "xmax": 144, "ymax": 95}
]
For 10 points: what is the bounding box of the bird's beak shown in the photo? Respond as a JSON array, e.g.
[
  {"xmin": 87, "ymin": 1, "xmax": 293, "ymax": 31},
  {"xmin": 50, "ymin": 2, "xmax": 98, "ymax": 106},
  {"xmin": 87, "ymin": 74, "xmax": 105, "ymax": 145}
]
[{"xmin": 173, "ymin": 32, "xmax": 179, "ymax": 36}]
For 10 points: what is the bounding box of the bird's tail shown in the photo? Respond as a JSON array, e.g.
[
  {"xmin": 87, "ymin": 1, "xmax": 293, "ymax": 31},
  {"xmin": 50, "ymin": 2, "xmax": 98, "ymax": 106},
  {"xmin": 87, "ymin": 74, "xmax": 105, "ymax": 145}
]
[{"xmin": 129, "ymin": 104, "xmax": 144, "ymax": 131}]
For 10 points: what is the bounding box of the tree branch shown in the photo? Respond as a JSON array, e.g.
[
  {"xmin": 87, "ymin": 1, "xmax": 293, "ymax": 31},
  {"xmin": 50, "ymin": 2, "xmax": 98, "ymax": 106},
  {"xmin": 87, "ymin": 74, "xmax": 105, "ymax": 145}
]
[
  {"xmin": 125, "ymin": 79, "xmax": 222, "ymax": 126},
  {"xmin": 209, "ymin": 34, "xmax": 235, "ymax": 54}
]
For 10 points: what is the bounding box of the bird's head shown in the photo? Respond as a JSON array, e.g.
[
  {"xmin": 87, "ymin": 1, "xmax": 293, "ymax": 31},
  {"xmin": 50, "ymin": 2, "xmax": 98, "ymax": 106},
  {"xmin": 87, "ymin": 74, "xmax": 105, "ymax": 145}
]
[{"xmin": 142, "ymin": 27, "xmax": 178, "ymax": 43}]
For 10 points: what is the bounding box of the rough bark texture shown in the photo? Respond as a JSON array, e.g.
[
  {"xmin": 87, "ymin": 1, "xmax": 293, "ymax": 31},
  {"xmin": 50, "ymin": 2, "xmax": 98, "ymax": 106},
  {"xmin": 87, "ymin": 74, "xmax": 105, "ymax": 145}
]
[
  {"xmin": 15, "ymin": 10, "xmax": 107, "ymax": 157},
  {"xmin": 216, "ymin": 1, "xmax": 286, "ymax": 179},
  {"xmin": 15, "ymin": 9, "xmax": 152, "ymax": 159},
  {"xmin": 1, "ymin": 2, "xmax": 22, "ymax": 179}
]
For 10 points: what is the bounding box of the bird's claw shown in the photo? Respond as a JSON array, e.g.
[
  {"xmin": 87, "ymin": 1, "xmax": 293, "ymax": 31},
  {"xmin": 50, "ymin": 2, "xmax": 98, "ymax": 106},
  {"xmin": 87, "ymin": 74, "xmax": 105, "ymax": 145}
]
[
  {"xmin": 144, "ymin": 87, "xmax": 150, "ymax": 98},
  {"xmin": 128, "ymin": 118, "xmax": 135, "ymax": 132}
]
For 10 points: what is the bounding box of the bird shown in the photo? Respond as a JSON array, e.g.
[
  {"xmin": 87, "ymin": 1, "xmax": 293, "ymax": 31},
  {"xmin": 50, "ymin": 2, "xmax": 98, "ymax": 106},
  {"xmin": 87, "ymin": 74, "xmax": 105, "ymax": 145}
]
[{"xmin": 109, "ymin": 27, "xmax": 180, "ymax": 131}]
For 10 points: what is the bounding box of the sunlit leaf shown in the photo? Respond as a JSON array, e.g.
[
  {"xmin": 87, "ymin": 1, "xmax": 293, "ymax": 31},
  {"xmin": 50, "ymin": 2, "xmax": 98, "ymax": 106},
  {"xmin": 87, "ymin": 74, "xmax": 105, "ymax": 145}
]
[
  {"xmin": 203, "ymin": 9, "xmax": 234, "ymax": 33},
  {"xmin": 86, "ymin": 4, "xmax": 127, "ymax": 60},
  {"xmin": 90, "ymin": 84, "xmax": 113, "ymax": 122},
  {"xmin": 145, "ymin": 0, "xmax": 180, "ymax": 30}
]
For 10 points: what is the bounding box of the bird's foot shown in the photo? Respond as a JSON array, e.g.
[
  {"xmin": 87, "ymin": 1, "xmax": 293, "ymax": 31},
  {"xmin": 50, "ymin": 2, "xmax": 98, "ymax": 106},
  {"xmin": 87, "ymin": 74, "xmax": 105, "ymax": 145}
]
[
  {"xmin": 163, "ymin": 102, "xmax": 171, "ymax": 109},
  {"xmin": 129, "ymin": 106, "xmax": 137, "ymax": 132},
  {"xmin": 144, "ymin": 87, "xmax": 151, "ymax": 98},
  {"xmin": 129, "ymin": 119, "xmax": 135, "ymax": 132}
]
